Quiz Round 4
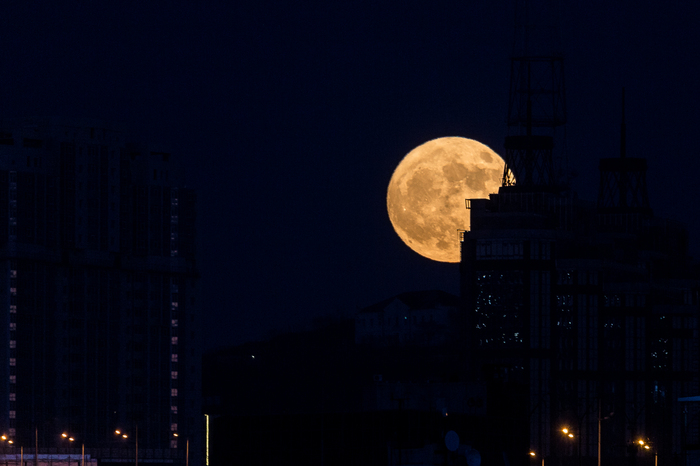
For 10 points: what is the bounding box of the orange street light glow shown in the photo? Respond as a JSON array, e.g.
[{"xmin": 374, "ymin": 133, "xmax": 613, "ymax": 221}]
[
  {"xmin": 568, "ymin": 433, "xmax": 574, "ymax": 438},
  {"xmin": 562, "ymin": 428, "xmax": 568, "ymax": 434},
  {"xmin": 530, "ymin": 452, "xmax": 536, "ymax": 457},
  {"xmin": 122, "ymin": 434, "xmax": 128, "ymax": 439}
]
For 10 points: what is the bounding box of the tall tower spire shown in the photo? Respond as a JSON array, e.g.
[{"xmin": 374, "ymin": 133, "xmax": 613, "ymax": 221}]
[
  {"xmin": 501, "ymin": 0, "xmax": 566, "ymax": 189},
  {"xmin": 597, "ymin": 89, "xmax": 651, "ymax": 221}
]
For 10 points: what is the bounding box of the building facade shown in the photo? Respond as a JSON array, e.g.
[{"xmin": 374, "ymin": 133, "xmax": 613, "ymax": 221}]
[
  {"xmin": 0, "ymin": 118, "xmax": 200, "ymax": 465},
  {"xmin": 460, "ymin": 163, "xmax": 699, "ymax": 465}
]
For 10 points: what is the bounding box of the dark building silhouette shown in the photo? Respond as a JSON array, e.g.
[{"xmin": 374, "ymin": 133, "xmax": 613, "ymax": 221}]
[
  {"xmin": 0, "ymin": 118, "xmax": 200, "ymax": 465},
  {"xmin": 203, "ymin": 294, "xmax": 489, "ymax": 466},
  {"xmin": 355, "ymin": 290, "xmax": 461, "ymax": 347},
  {"xmin": 461, "ymin": 86, "xmax": 699, "ymax": 464}
]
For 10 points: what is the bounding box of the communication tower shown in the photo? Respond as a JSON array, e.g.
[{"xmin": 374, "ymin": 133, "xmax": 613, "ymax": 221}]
[
  {"xmin": 597, "ymin": 89, "xmax": 652, "ymax": 223},
  {"xmin": 502, "ymin": 0, "xmax": 566, "ymax": 189}
]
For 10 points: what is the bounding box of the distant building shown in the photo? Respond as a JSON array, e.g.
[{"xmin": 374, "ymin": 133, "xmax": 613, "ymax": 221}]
[
  {"xmin": 0, "ymin": 118, "xmax": 200, "ymax": 465},
  {"xmin": 355, "ymin": 290, "xmax": 461, "ymax": 346}
]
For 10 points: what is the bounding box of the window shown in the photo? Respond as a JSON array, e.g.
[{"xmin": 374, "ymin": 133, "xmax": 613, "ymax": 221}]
[
  {"xmin": 171, "ymin": 389, "xmax": 178, "ymax": 397},
  {"xmin": 171, "ymin": 371, "xmax": 178, "ymax": 380},
  {"xmin": 171, "ymin": 354, "xmax": 178, "ymax": 363}
]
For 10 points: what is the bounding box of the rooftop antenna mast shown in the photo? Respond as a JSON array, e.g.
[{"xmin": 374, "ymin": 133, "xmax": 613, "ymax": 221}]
[
  {"xmin": 502, "ymin": 0, "xmax": 566, "ymax": 189},
  {"xmin": 597, "ymin": 88, "xmax": 651, "ymax": 218}
]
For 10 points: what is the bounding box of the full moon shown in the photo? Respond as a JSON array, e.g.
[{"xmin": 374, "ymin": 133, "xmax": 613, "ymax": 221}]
[{"xmin": 387, "ymin": 137, "xmax": 504, "ymax": 263}]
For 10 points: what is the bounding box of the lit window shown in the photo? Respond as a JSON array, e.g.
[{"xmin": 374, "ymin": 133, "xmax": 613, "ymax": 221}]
[
  {"xmin": 9, "ymin": 358, "xmax": 15, "ymax": 366},
  {"xmin": 171, "ymin": 405, "xmax": 178, "ymax": 414},
  {"xmin": 171, "ymin": 354, "xmax": 178, "ymax": 362},
  {"xmin": 171, "ymin": 319, "xmax": 178, "ymax": 327},
  {"xmin": 9, "ymin": 341, "xmax": 15, "ymax": 349},
  {"xmin": 171, "ymin": 337, "xmax": 178, "ymax": 345},
  {"xmin": 171, "ymin": 389, "xmax": 178, "ymax": 397},
  {"xmin": 9, "ymin": 305, "xmax": 16, "ymax": 313},
  {"xmin": 9, "ymin": 323, "xmax": 16, "ymax": 330},
  {"xmin": 171, "ymin": 371, "xmax": 178, "ymax": 380},
  {"xmin": 9, "ymin": 375, "xmax": 15, "ymax": 383},
  {"xmin": 170, "ymin": 440, "xmax": 178, "ymax": 449},
  {"xmin": 10, "ymin": 270, "xmax": 16, "ymax": 278},
  {"xmin": 170, "ymin": 423, "xmax": 177, "ymax": 431},
  {"xmin": 9, "ymin": 411, "xmax": 15, "ymax": 419},
  {"xmin": 9, "ymin": 393, "xmax": 15, "ymax": 401}
]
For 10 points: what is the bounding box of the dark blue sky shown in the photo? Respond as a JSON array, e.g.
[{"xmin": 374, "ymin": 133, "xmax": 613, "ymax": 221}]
[{"xmin": 1, "ymin": 1, "xmax": 699, "ymax": 349}]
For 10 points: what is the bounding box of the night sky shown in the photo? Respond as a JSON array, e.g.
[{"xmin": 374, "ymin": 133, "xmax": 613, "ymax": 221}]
[{"xmin": 1, "ymin": 1, "xmax": 699, "ymax": 349}]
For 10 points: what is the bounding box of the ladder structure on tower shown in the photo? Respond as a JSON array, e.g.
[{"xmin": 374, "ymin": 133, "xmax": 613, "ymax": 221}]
[{"xmin": 502, "ymin": 0, "xmax": 566, "ymax": 190}]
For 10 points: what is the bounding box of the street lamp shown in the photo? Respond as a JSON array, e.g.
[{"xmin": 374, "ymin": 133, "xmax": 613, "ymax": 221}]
[
  {"xmin": 61, "ymin": 432, "xmax": 84, "ymax": 466},
  {"xmin": 115, "ymin": 426, "xmax": 138, "ymax": 466},
  {"xmin": 1, "ymin": 435, "xmax": 15, "ymax": 465},
  {"xmin": 637, "ymin": 439, "xmax": 657, "ymax": 466}
]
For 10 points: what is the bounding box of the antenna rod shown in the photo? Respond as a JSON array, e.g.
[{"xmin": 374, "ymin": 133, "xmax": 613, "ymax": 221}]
[{"xmin": 621, "ymin": 87, "xmax": 626, "ymax": 159}]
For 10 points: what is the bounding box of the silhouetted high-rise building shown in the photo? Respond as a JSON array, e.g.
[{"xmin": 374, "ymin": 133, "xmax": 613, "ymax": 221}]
[
  {"xmin": 461, "ymin": 92, "xmax": 699, "ymax": 464},
  {"xmin": 0, "ymin": 118, "xmax": 200, "ymax": 465}
]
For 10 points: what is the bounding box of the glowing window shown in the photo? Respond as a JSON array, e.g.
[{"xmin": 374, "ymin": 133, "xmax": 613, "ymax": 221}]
[
  {"xmin": 171, "ymin": 389, "xmax": 178, "ymax": 397},
  {"xmin": 9, "ymin": 411, "xmax": 15, "ymax": 419},
  {"xmin": 171, "ymin": 354, "xmax": 178, "ymax": 362},
  {"xmin": 171, "ymin": 337, "xmax": 178, "ymax": 345},
  {"xmin": 171, "ymin": 371, "xmax": 178, "ymax": 380},
  {"xmin": 170, "ymin": 423, "xmax": 177, "ymax": 431},
  {"xmin": 9, "ymin": 358, "xmax": 15, "ymax": 366}
]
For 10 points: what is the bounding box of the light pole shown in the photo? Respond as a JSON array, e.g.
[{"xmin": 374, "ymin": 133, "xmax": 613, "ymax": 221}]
[
  {"xmin": 530, "ymin": 450, "xmax": 544, "ymax": 466},
  {"xmin": 61, "ymin": 432, "xmax": 84, "ymax": 466},
  {"xmin": 561, "ymin": 427, "xmax": 575, "ymax": 465},
  {"xmin": 173, "ymin": 433, "xmax": 187, "ymax": 466},
  {"xmin": 2, "ymin": 434, "xmax": 16, "ymax": 466},
  {"xmin": 115, "ymin": 426, "xmax": 137, "ymax": 466}
]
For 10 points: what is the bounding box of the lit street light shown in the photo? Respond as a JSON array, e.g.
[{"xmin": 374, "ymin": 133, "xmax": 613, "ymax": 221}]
[
  {"xmin": 61, "ymin": 432, "xmax": 84, "ymax": 466},
  {"xmin": 115, "ymin": 426, "xmax": 138, "ymax": 466}
]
